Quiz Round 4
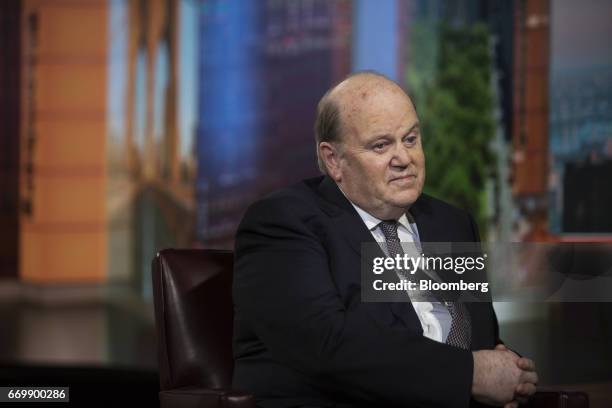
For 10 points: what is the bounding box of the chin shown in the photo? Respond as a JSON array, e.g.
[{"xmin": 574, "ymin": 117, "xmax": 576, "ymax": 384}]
[{"xmin": 390, "ymin": 190, "xmax": 420, "ymax": 208}]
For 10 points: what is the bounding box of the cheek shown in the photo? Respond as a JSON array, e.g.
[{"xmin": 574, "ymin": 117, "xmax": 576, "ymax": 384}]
[
  {"xmin": 347, "ymin": 155, "xmax": 389, "ymax": 189},
  {"xmin": 373, "ymin": 166, "xmax": 391, "ymax": 187},
  {"xmin": 416, "ymin": 153, "xmax": 425, "ymax": 172},
  {"xmin": 357, "ymin": 160, "xmax": 385, "ymax": 179},
  {"xmin": 415, "ymin": 150, "xmax": 426, "ymax": 168}
]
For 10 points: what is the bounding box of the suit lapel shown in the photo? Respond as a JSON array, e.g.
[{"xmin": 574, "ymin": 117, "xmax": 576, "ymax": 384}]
[
  {"xmin": 409, "ymin": 195, "xmax": 436, "ymax": 244},
  {"xmin": 316, "ymin": 176, "xmax": 378, "ymax": 258},
  {"xmin": 316, "ymin": 176, "xmax": 422, "ymax": 334}
]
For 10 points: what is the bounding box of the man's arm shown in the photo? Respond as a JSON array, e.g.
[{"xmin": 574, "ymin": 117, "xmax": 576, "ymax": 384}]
[{"xmin": 234, "ymin": 195, "xmax": 474, "ymax": 407}]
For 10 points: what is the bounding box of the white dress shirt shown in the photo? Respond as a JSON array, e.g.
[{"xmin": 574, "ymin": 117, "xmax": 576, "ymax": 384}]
[{"xmin": 348, "ymin": 200, "xmax": 452, "ymax": 343}]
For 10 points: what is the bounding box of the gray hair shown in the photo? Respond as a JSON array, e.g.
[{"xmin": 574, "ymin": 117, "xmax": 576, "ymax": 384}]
[{"xmin": 314, "ymin": 88, "xmax": 342, "ymax": 173}]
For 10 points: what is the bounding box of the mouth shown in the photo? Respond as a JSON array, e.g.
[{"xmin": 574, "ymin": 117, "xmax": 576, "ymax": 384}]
[{"xmin": 390, "ymin": 174, "xmax": 417, "ymax": 183}]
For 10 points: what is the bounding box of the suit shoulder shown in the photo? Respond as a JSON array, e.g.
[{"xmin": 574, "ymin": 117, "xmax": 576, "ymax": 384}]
[
  {"xmin": 414, "ymin": 193, "xmax": 480, "ymax": 241},
  {"xmin": 235, "ymin": 178, "xmax": 327, "ymax": 253},
  {"xmin": 240, "ymin": 177, "xmax": 323, "ymax": 224},
  {"xmin": 416, "ymin": 193, "xmax": 472, "ymax": 219}
]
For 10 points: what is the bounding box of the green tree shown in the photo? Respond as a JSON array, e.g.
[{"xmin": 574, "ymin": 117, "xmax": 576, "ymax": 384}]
[{"xmin": 408, "ymin": 23, "xmax": 496, "ymax": 233}]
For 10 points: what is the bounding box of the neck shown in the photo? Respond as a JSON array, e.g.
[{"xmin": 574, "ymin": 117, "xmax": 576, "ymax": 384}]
[{"xmin": 336, "ymin": 184, "xmax": 406, "ymax": 221}]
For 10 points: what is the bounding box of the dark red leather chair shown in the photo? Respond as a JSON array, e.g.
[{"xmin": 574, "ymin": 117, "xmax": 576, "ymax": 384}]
[
  {"xmin": 152, "ymin": 249, "xmax": 589, "ymax": 408},
  {"xmin": 152, "ymin": 249, "xmax": 255, "ymax": 408},
  {"xmin": 526, "ymin": 390, "xmax": 589, "ymax": 408}
]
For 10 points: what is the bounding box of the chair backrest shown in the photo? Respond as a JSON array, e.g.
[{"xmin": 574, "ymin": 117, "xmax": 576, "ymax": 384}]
[{"xmin": 152, "ymin": 249, "xmax": 234, "ymax": 391}]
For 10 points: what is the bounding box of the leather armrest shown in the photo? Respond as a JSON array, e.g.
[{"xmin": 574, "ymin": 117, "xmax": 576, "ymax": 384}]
[
  {"xmin": 526, "ymin": 390, "xmax": 589, "ymax": 408},
  {"xmin": 159, "ymin": 387, "xmax": 256, "ymax": 408}
]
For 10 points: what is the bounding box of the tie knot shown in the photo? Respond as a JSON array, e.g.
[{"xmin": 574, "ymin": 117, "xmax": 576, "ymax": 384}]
[{"xmin": 379, "ymin": 220, "xmax": 400, "ymax": 242}]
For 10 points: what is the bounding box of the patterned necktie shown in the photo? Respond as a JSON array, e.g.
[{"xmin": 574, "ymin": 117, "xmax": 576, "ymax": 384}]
[{"xmin": 378, "ymin": 220, "xmax": 472, "ymax": 350}]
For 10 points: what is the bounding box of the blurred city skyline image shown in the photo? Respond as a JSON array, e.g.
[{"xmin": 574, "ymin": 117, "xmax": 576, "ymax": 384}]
[
  {"xmin": 1, "ymin": 0, "xmax": 611, "ymax": 406},
  {"xmin": 3, "ymin": 0, "xmax": 611, "ymax": 291}
]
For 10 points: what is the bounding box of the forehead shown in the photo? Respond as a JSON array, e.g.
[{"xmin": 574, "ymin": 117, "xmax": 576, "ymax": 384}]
[{"xmin": 333, "ymin": 79, "xmax": 418, "ymax": 140}]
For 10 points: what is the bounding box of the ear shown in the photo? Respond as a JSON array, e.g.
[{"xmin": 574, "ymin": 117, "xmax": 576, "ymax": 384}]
[{"xmin": 319, "ymin": 142, "xmax": 342, "ymax": 182}]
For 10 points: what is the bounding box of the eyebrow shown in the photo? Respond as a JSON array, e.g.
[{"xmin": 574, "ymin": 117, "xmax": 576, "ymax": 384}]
[
  {"xmin": 405, "ymin": 123, "xmax": 420, "ymax": 134},
  {"xmin": 365, "ymin": 123, "xmax": 420, "ymax": 143}
]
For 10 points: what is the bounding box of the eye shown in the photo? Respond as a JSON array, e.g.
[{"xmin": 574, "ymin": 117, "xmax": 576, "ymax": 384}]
[
  {"xmin": 404, "ymin": 134, "xmax": 418, "ymax": 145},
  {"xmin": 372, "ymin": 141, "xmax": 388, "ymax": 152}
]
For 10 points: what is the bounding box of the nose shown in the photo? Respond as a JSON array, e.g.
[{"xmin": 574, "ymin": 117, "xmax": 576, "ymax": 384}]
[{"xmin": 390, "ymin": 143, "xmax": 412, "ymax": 169}]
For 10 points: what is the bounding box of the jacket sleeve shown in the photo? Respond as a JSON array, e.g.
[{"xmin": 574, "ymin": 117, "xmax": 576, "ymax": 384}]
[
  {"xmin": 233, "ymin": 194, "xmax": 474, "ymax": 407},
  {"xmin": 466, "ymin": 211, "xmax": 503, "ymax": 347}
]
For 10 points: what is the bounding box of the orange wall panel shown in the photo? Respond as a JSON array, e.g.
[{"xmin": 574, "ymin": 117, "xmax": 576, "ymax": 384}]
[
  {"xmin": 35, "ymin": 120, "xmax": 106, "ymax": 167},
  {"xmin": 29, "ymin": 176, "xmax": 105, "ymax": 224},
  {"xmin": 524, "ymin": 113, "xmax": 548, "ymax": 150},
  {"xmin": 38, "ymin": 7, "xmax": 107, "ymax": 58},
  {"xmin": 21, "ymin": 228, "xmax": 106, "ymax": 283},
  {"xmin": 20, "ymin": 0, "xmax": 108, "ymax": 284},
  {"xmin": 525, "ymin": 72, "xmax": 548, "ymax": 111},
  {"xmin": 35, "ymin": 64, "xmax": 107, "ymax": 114}
]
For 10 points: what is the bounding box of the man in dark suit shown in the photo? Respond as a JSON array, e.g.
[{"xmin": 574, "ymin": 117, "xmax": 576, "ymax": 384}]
[{"xmin": 232, "ymin": 72, "xmax": 538, "ymax": 407}]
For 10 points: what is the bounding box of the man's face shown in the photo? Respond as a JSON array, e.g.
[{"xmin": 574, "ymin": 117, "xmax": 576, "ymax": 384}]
[{"xmin": 333, "ymin": 83, "xmax": 425, "ymax": 220}]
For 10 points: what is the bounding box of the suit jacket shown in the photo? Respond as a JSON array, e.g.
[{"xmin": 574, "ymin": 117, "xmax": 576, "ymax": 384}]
[{"xmin": 232, "ymin": 176, "xmax": 501, "ymax": 408}]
